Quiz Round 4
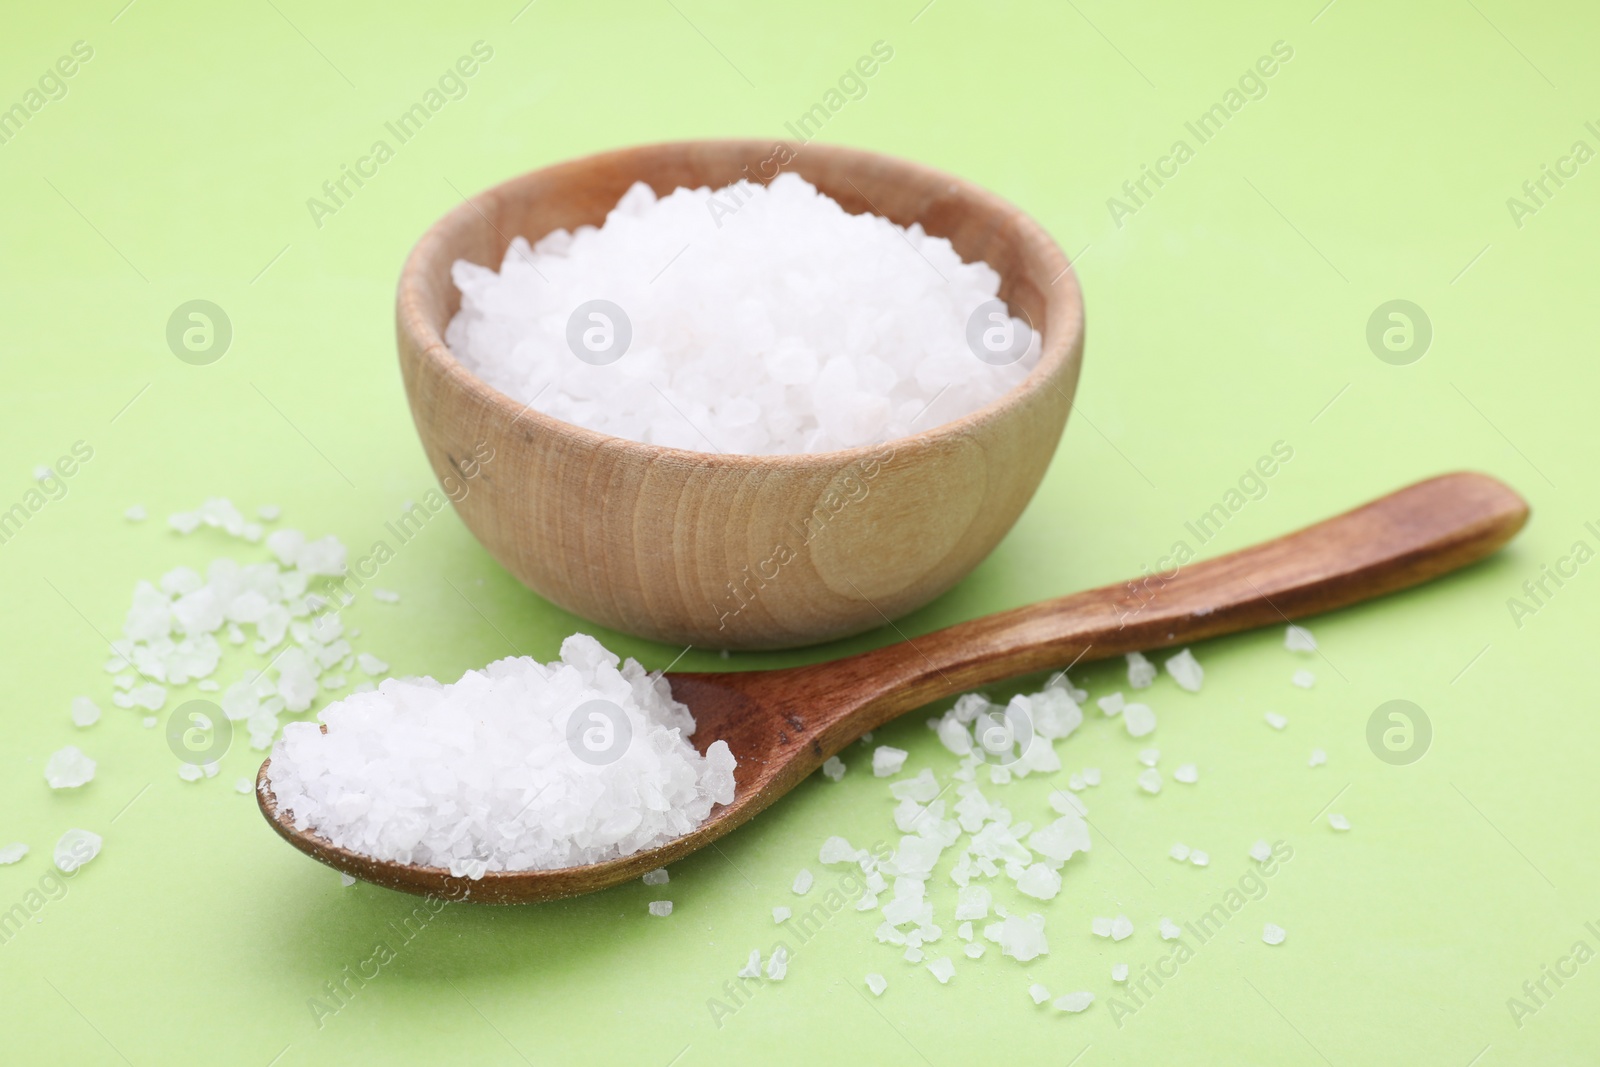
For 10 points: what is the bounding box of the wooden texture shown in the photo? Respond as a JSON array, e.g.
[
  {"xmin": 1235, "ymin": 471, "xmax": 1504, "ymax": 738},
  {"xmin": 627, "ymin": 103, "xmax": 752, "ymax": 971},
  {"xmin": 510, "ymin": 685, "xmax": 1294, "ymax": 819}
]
[
  {"xmin": 395, "ymin": 139, "xmax": 1085, "ymax": 650},
  {"xmin": 259, "ymin": 472, "xmax": 1528, "ymax": 904}
]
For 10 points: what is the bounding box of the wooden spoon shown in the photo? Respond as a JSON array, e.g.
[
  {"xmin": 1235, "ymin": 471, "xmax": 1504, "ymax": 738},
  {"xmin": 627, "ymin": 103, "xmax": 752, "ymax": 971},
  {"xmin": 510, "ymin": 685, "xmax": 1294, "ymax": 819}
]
[{"xmin": 258, "ymin": 471, "xmax": 1527, "ymax": 903}]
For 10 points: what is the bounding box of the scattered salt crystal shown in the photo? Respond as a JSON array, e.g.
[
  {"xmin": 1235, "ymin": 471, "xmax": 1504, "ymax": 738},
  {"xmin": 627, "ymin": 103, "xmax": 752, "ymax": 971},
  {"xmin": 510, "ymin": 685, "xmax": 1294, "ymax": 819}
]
[
  {"xmin": 1097, "ymin": 692, "xmax": 1125, "ymax": 716},
  {"xmin": 142, "ymin": 716, "xmax": 157, "ymax": 728},
  {"xmin": 1029, "ymin": 983, "xmax": 1052, "ymax": 1005},
  {"xmin": 70, "ymin": 696, "xmax": 101, "ymax": 728},
  {"xmin": 1309, "ymin": 748, "xmax": 1327, "ymax": 767},
  {"xmin": 446, "ymin": 176, "xmax": 1040, "ymax": 456},
  {"xmin": 926, "ymin": 956, "xmax": 955, "ymax": 984},
  {"xmin": 356, "ymin": 652, "xmax": 389, "ymax": 676},
  {"xmin": 643, "ymin": 868, "xmax": 669, "ymax": 885},
  {"xmin": 1083, "ymin": 767, "xmax": 1101, "ymax": 786},
  {"xmin": 964, "ymin": 942, "xmax": 984, "ymax": 959},
  {"xmin": 1173, "ymin": 763, "xmax": 1198, "ymax": 784},
  {"xmin": 372, "ymin": 588, "xmax": 401, "ymax": 603},
  {"xmin": 1265, "ymin": 712, "xmax": 1287, "ymax": 730},
  {"xmin": 773, "ymin": 906, "xmax": 792, "ymax": 923},
  {"xmin": 124, "ymin": 504, "xmax": 147, "ymax": 522},
  {"xmin": 258, "ymin": 504, "xmax": 280, "ymax": 521},
  {"xmin": 235, "ymin": 778, "xmax": 253, "ymax": 795},
  {"xmin": 1112, "ymin": 963, "xmax": 1129, "ymax": 982},
  {"xmin": 865, "ymin": 973, "xmax": 887, "ymax": 996},
  {"xmin": 792, "ymin": 869, "xmax": 814, "ymax": 895},
  {"xmin": 648, "ymin": 900, "xmax": 673, "ymax": 917},
  {"xmin": 738, "ymin": 950, "xmax": 761, "ymax": 978},
  {"xmin": 819, "ymin": 836, "xmax": 857, "ymax": 865},
  {"xmin": 1053, "ymin": 991, "xmax": 1094, "ymax": 1013},
  {"xmin": 1015, "ymin": 864, "xmax": 1061, "ymax": 900},
  {"xmin": 1292, "ymin": 669, "xmax": 1316, "ymax": 688},
  {"xmin": 994, "ymin": 913, "xmax": 1049, "ymax": 961},
  {"xmin": 821, "ymin": 756, "xmax": 846, "ymax": 781},
  {"xmin": 1123, "ymin": 703, "xmax": 1156, "ymax": 738},
  {"xmin": 0, "ymin": 843, "xmax": 28, "ymax": 865},
  {"xmin": 1169, "ymin": 842, "xmax": 1191, "ymax": 861},
  {"xmin": 1137, "ymin": 768, "xmax": 1162, "ymax": 794},
  {"xmin": 196, "ymin": 679, "xmax": 219, "ymax": 692},
  {"xmin": 1138, "ymin": 747, "xmax": 1160, "ymax": 767},
  {"xmin": 1066, "ymin": 772, "xmax": 1085, "ymax": 792},
  {"xmin": 957, "ymin": 921, "xmax": 974, "ymax": 941},
  {"xmin": 1165, "ymin": 648, "xmax": 1203, "ymax": 692},
  {"xmin": 340, "ymin": 873, "xmax": 357, "ymax": 887},
  {"xmin": 872, "ymin": 746, "xmax": 909, "ymax": 777},
  {"xmin": 44, "ymin": 746, "xmax": 96, "ymax": 789},
  {"xmin": 1091, "ymin": 916, "xmax": 1113, "ymax": 938},
  {"xmin": 1263, "ymin": 923, "xmax": 1287, "ymax": 945},
  {"xmin": 54, "ymin": 829, "xmax": 101, "ymax": 873},
  {"xmin": 1285, "ymin": 625, "xmax": 1317, "ymax": 652},
  {"xmin": 1111, "ymin": 914, "xmax": 1133, "ymax": 941},
  {"xmin": 955, "ymin": 884, "xmax": 991, "ymax": 921},
  {"xmin": 1328, "ymin": 813, "xmax": 1350, "ymax": 831},
  {"xmin": 178, "ymin": 764, "xmax": 202, "ymax": 782},
  {"xmin": 267, "ymin": 634, "xmax": 735, "ymax": 872},
  {"xmin": 1189, "ymin": 850, "xmax": 1210, "ymax": 867},
  {"xmin": 1126, "ymin": 652, "xmax": 1156, "ymax": 689}
]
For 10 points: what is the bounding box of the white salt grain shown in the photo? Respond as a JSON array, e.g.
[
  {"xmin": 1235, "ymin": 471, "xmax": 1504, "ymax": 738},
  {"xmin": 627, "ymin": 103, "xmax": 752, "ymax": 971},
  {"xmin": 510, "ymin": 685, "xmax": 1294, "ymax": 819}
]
[
  {"xmin": 926, "ymin": 956, "xmax": 956, "ymax": 984},
  {"xmin": 1097, "ymin": 692, "xmax": 1125, "ymax": 716},
  {"xmin": 54, "ymin": 829, "xmax": 101, "ymax": 873},
  {"xmin": 1173, "ymin": 763, "xmax": 1198, "ymax": 784},
  {"xmin": 1126, "ymin": 652, "xmax": 1156, "ymax": 689},
  {"xmin": 643, "ymin": 868, "xmax": 669, "ymax": 886},
  {"xmin": 44, "ymin": 746, "xmax": 95, "ymax": 789},
  {"xmin": 446, "ymin": 176, "xmax": 1040, "ymax": 456},
  {"xmin": 372, "ymin": 588, "xmax": 401, "ymax": 603},
  {"xmin": 0, "ymin": 842, "xmax": 28, "ymax": 865},
  {"xmin": 1138, "ymin": 747, "xmax": 1161, "ymax": 767},
  {"xmin": 1165, "ymin": 648, "xmax": 1203, "ymax": 692},
  {"xmin": 1053, "ymin": 992, "xmax": 1094, "ymax": 1013},
  {"xmin": 235, "ymin": 778, "xmax": 253, "ymax": 795},
  {"xmin": 356, "ymin": 652, "xmax": 389, "ymax": 676},
  {"xmin": 903, "ymin": 946, "xmax": 924, "ymax": 963},
  {"xmin": 821, "ymin": 756, "xmax": 846, "ymax": 781},
  {"xmin": 340, "ymin": 873, "xmax": 357, "ymax": 887},
  {"xmin": 1309, "ymin": 748, "xmax": 1327, "ymax": 767},
  {"xmin": 1169, "ymin": 842, "xmax": 1191, "ymax": 861},
  {"xmin": 1292, "ymin": 669, "xmax": 1316, "ymax": 688},
  {"xmin": 1111, "ymin": 914, "xmax": 1133, "ymax": 941},
  {"xmin": 1029, "ymin": 983, "xmax": 1052, "ymax": 1005},
  {"xmin": 738, "ymin": 950, "xmax": 761, "ymax": 978},
  {"xmin": 1123, "ymin": 703, "xmax": 1156, "ymax": 738},
  {"xmin": 1083, "ymin": 767, "xmax": 1101, "ymax": 786},
  {"xmin": 267, "ymin": 634, "xmax": 735, "ymax": 874},
  {"xmin": 1328, "ymin": 813, "xmax": 1350, "ymax": 831},
  {"xmin": 1112, "ymin": 963, "xmax": 1129, "ymax": 982},
  {"xmin": 1250, "ymin": 839, "xmax": 1273, "ymax": 863},
  {"xmin": 964, "ymin": 942, "xmax": 984, "ymax": 959},
  {"xmin": 70, "ymin": 696, "xmax": 101, "ymax": 728},
  {"xmin": 178, "ymin": 764, "xmax": 202, "ymax": 782},
  {"xmin": 1285, "ymin": 625, "xmax": 1317, "ymax": 652},
  {"xmin": 648, "ymin": 900, "xmax": 673, "ymax": 917},
  {"xmin": 792, "ymin": 869, "xmax": 814, "ymax": 895},
  {"xmin": 773, "ymin": 906, "xmax": 792, "ymax": 923},
  {"xmin": 1159, "ymin": 917, "xmax": 1182, "ymax": 940},
  {"xmin": 1263, "ymin": 923, "xmax": 1287, "ymax": 945},
  {"xmin": 1189, "ymin": 850, "xmax": 1209, "ymax": 867},
  {"xmin": 865, "ymin": 973, "xmax": 887, "ymax": 996},
  {"xmin": 872, "ymin": 746, "xmax": 909, "ymax": 777},
  {"xmin": 124, "ymin": 504, "xmax": 147, "ymax": 522},
  {"xmin": 1137, "ymin": 768, "xmax": 1162, "ymax": 794},
  {"xmin": 1265, "ymin": 712, "xmax": 1288, "ymax": 730}
]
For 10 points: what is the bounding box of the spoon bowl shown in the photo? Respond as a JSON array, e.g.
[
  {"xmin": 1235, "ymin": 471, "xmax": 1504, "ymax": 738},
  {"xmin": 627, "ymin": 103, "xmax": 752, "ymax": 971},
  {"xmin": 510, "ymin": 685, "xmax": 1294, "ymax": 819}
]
[{"xmin": 259, "ymin": 472, "xmax": 1528, "ymax": 903}]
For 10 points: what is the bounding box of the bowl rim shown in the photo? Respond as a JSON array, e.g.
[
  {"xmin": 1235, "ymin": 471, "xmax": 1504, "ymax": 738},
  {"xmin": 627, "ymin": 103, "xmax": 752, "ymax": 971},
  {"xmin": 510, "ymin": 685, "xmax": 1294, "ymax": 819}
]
[{"xmin": 396, "ymin": 138, "xmax": 1084, "ymax": 469}]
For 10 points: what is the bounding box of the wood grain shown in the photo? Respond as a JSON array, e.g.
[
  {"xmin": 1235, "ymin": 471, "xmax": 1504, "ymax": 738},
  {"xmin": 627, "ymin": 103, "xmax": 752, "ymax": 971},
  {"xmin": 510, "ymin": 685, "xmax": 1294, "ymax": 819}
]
[
  {"xmin": 258, "ymin": 471, "xmax": 1528, "ymax": 903},
  {"xmin": 395, "ymin": 139, "xmax": 1085, "ymax": 650}
]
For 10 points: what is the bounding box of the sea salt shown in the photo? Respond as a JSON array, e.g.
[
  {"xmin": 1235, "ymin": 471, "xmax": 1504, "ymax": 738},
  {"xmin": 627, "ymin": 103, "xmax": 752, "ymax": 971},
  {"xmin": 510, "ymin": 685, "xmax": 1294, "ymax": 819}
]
[
  {"xmin": 372, "ymin": 589, "xmax": 401, "ymax": 603},
  {"xmin": 1263, "ymin": 923, "xmax": 1287, "ymax": 945},
  {"xmin": 1250, "ymin": 839, "xmax": 1273, "ymax": 863},
  {"xmin": 1097, "ymin": 692, "xmax": 1125, "ymax": 716},
  {"xmin": 738, "ymin": 950, "xmax": 761, "ymax": 978},
  {"xmin": 445, "ymin": 175, "xmax": 1040, "ymax": 456},
  {"xmin": 70, "ymin": 696, "xmax": 101, "ymax": 728},
  {"xmin": 766, "ymin": 946, "xmax": 788, "ymax": 980},
  {"xmin": 1292, "ymin": 669, "xmax": 1316, "ymax": 688},
  {"xmin": 1126, "ymin": 652, "xmax": 1156, "ymax": 689},
  {"xmin": 1173, "ymin": 763, "xmax": 1198, "ymax": 784},
  {"xmin": 1265, "ymin": 712, "xmax": 1287, "ymax": 730},
  {"xmin": 1138, "ymin": 747, "xmax": 1160, "ymax": 767},
  {"xmin": 267, "ymin": 634, "xmax": 735, "ymax": 874},
  {"xmin": 1189, "ymin": 850, "xmax": 1209, "ymax": 867},
  {"xmin": 1029, "ymin": 983, "xmax": 1052, "ymax": 1005},
  {"xmin": 1328, "ymin": 813, "xmax": 1350, "ymax": 831},
  {"xmin": 643, "ymin": 868, "xmax": 669, "ymax": 885},
  {"xmin": 821, "ymin": 756, "xmax": 846, "ymax": 781},
  {"xmin": 1165, "ymin": 648, "xmax": 1203, "ymax": 692},
  {"xmin": 54, "ymin": 829, "xmax": 101, "ymax": 873},
  {"xmin": 1122, "ymin": 703, "xmax": 1156, "ymax": 738},
  {"xmin": 1169, "ymin": 842, "xmax": 1191, "ymax": 861},
  {"xmin": 926, "ymin": 956, "xmax": 956, "ymax": 984},
  {"xmin": 1137, "ymin": 768, "xmax": 1162, "ymax": 794},
  {"xmin": 872, "ymin": 746, "xmax": 909, "ymax": 777},
  {"xmin": 124, "ymin": 504, "xmax": 147, "ymax": 522},
  {"xmin": 773, "ymin": 906, "xmax": 792, "ymax": 923},
  {"xmin": 1309, "ymin": 748, "xmax": 1327, "ymax": 767},
  {"xmin": 792, "ymin": 869, "xmax": 814, "ymax": 895},
  {"xmin": 0, "ymin": 843, "xmax": 28, "ymax": 865},
  {"xmin": 1111, "ymin": 914, "xmax": 1133, "ymax": 941},
  {"xmin": 865, "ymin": 973, "xmax": 887, "ymax": 996},
  {"xmin": 1053, "ymin": 992, "xmax": 1094, "ymax": 1013},
  {"xmin": 648, "ymin": 900, "xmax": 673, "ymax": 917},
  {"xmin": 44, "ymin": 746, "xmax": 95, "ymax": 789},
  {"xmin": 1285, "ymin": 625, "xmax": 1317, "ymax": 652},
  {"xmin": 1112, "ymin": 963, "xmax": 1129, "ymax": 982}
]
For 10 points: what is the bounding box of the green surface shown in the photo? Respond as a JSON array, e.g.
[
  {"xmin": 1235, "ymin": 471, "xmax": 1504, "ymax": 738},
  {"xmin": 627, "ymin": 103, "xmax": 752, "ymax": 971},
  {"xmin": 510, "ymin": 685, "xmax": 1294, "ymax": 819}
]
[{"xmin": 2, "ymin": 1, "xmax": 1596, "ymax": 1063}]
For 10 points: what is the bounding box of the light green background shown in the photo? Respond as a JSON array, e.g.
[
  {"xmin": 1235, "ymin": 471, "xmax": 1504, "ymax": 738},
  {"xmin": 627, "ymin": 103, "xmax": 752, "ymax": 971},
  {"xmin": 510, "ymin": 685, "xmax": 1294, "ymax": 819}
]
[{"xmin": 2, "ymin": 1, "xmax": 1596, "ymax": 1063}]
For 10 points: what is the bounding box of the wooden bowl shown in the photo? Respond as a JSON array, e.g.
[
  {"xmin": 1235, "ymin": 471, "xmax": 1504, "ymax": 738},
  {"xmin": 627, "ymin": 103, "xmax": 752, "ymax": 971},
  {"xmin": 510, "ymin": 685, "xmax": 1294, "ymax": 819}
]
[{"xmin": 395, "ymin": 140, "xmax": 1084, "ymax": 650}]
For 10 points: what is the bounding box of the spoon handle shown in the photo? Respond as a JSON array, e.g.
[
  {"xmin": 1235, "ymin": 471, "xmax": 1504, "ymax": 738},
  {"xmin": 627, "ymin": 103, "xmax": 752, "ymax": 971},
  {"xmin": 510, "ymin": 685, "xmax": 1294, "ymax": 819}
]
[{"xmin": 821, "ymin": 471, "xmax": 1528, "ymax": 723}]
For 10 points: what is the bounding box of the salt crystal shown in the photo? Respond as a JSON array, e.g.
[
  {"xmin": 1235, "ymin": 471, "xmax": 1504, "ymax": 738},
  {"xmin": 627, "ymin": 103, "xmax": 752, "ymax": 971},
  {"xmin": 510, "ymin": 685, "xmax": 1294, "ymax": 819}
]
[
  {"xmin": 1250, "ymin": 840, "xmax": 1273, "ymax": 862},
  {"xmin": 178, "ymin": 764, "xmax": 202, "ymax": 782},
  {"xmin": 1190, "ymin": 850, "xmax": 1211, "ymax": 867},
  {"xmin": 1292, "ymin": 669, "xmax": 1316, "ymax": 688},
  {"xmin": 1111, "ymin": 914, "xmax": 1133, "ymax": 941},
  {"xmin": 54, "ymin": 829, "xmax": 102, "ymax": 873},
  {"xmin": 0, "ymin": 843, "xmax": 28, "ymax": 865},
  {"xmin": 643, "ymin": 868, "xmax": 669, "ymax": 885},
  {"xmin": 124, "ymin": 504, "xmax": 147, "ymax": 522},
  {"xmin": 1091, "ymin": 916, "xmax": 1113, "ymax": 938},
  {"xmin": 792, "ymin": 869, "xmax": 814, "ymax": 895},
  {"xmin": 1123, "ymin": 703, "xmax": 1156, "ymax": 738},
  {"xmin": 1265, "ymin": 712, "xmax": 1287, "ymax": 730},
  {"xmin": 1083, "ymin": 767, "xmax": 1101, "ymax": 786},
  {"xmin": 1285, "ymin": 625, "xmax": 1317, "ymax": 652},
  {"xmin": 1053, "ymin": 992, "xmax": 1094, "ymax": 1013},
  {"xmin": 963, "ymin": 942, "xmax": 984, "ymax": 959},
  {"xmin": 70, "ymin": 696, "xmax": 101, "ymax": 728},
  {"xmin": 926, "ymin": 956, "xmax": 956, "ymax": 984},
  {"xmin": 994, "ymin": 913, "xmax": 1049, "ymax": 961},
  {"xmin": 1126, "ymin": 652, "xmax": 1156, "ymax": 689},
  {"xmin": 445, "ymin": 176, "xmax": 1040, "ymax": 455},
  {"xmin": 44, "ymin": 746, "xmax": 96, "ymax": 789},
  {"xmin": 340, "ymin": 873, "xmax": 357, "ymax": 887},
  {"xmin": 1169, "ymin": 842, "xmax": 1191, "ymax": 861},
  {"xmin": 1097, "ymin": 692, "xmax": 1125, "ymax": 716},
  {"xmin": 1263, "ymin": 923, "xmax": 1287, "ymax": 945},
  {"xmin": 235, "ymin": 778, "xmax": 253, "ymax": 795},
  {"xmin": 1138, "ymin": 747, "xmax": 1161, "ymax": 767},
  {"xmin": 1309, "ymin": 748, "xmax": 1327, "ymax": 767},
  {"xmin": 872, "ymin": 746, "xmax": 909, "ymax": 777},
  {"xmin": 1137, "ymin": 768, "xmax": 1162, "ymax": 794},
  {"xmin": 1112, "ymin": 963, "xmax": 1129, "ymax": 982},
  {"xmin": 372, "ymin": 588, "xmax": 401, "ymax": 603},
  {"xmin": 1328, "ymin": 813, "xmax": 1350, "ymax": 831},
  {"xmin": 1029, "ymin": 983, "xmax": 1052, "ymax": 1005},
  {"xmin": 821, "ymin": 756, "xmax": 846, "ymax": 781},
  {"xmin": 1165, "ymin": 648, "xmax": 1203, "ymax": 692},
  {"xmin": 865, "ymin": 973, "xmax": 887, "ymax": 996},
  {"xmin": 773, "ymin": 906, "xmax": 792, "ymax": 923},
  {"xmin": 356, "ymin": 652, "xmax": 388, "ymax": 676},
  {"xmin": 648, "ymin": 900, "xmax": 673, "ymax": 917},
  {"xmin": 738, "ymin": 950, "xmax": 761, "ymax": 978},
  {"xmin": 1015, "ymin": 864, "xmax": 1061, "ymax": 900},
  {"xmin": 955, "ymin": 884, "xmax": 991, "ymax": 921},
  {"xmin": 142, "ymin": 716, "xmax": 157, "ymax": 728},
  {"xmin": 1173, "ymin": 763, "xmax": 1198, "ymax": 784}
]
